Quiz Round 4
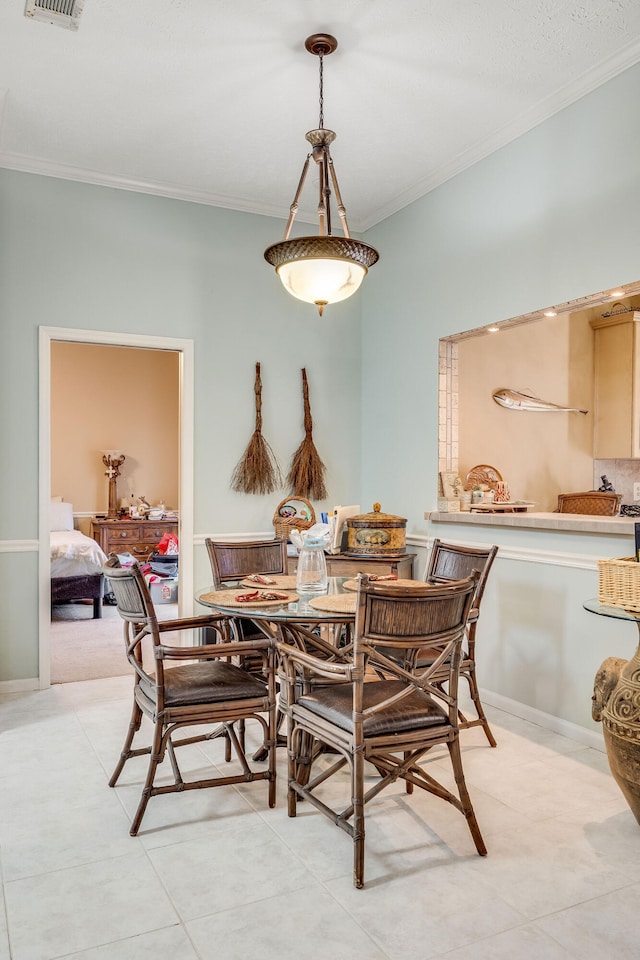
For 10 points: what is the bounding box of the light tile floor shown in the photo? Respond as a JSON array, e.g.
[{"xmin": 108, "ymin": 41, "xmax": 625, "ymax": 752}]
[{"xmin": 1, "ymin": 678, "xmax": 639, "ymax": 960}]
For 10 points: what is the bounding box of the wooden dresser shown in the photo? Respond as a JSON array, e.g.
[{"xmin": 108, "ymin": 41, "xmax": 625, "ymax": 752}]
[
  {"xmin": 91, "ymin": 518, "xmax": 178, "ymax": 562},
  {"xmin": 288, "ymin": 552, "xmax": 416, "ymax": 579}
]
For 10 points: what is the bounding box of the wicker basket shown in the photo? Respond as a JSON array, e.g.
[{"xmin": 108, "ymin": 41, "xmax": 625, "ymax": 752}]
[
  {"xmin": 557, "ymin": 491, "xmax": 622, "ymax": 516},
  {"xmin": 272, "ymin": 496, "xmax": 315, "ymax": 540},
  {"xmin": 598, "ymin": 556, "xmax": 640, "ymax": 611}
]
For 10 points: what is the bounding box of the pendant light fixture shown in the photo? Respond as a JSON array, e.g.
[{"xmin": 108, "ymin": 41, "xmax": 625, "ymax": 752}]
[{"xmin": 264, "ymin": 34, "xmax": 379, "ymax": 316}]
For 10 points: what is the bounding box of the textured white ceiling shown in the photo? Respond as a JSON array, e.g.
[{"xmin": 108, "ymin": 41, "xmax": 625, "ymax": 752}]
[{"xmin": 1, "ymin": 0, "xmax": 640, "ymax": 231}]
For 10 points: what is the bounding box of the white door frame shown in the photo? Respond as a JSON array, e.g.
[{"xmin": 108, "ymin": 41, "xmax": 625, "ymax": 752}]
[{"xmin": 39, "ymin": 326, "xmax": 194, "ymax": 689}]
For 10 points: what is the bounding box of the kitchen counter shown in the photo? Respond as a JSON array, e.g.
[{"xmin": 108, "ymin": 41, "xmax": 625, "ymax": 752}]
[{"xmin": 426, "ymin": 510, "xmax": 636, "ymax": 536}]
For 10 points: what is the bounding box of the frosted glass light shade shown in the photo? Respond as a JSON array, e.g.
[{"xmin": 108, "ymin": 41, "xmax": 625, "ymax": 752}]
[
  {"xmin": 278, "ymin": 258, "xmax": 366, "ymax": 308},
  {"xmin": 264, "ymin": 235, "xmax": 378, "ymax": 315}
]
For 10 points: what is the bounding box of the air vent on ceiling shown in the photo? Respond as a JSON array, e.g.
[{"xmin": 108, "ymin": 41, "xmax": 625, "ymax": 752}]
[{"xmin": 24, "ymin": 0, "xmax": 85, "ymax": 31}]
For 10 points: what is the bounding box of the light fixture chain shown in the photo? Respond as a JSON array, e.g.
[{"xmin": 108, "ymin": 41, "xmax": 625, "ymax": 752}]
[{"xmin": 318, "ymin": 53, "xmax": 324, "ymax": 129}]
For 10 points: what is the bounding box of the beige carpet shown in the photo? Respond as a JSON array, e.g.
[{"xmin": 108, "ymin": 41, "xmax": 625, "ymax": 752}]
[{"xmin": 50, "ymin": 601, "xmax": 179, "ymax": 684}]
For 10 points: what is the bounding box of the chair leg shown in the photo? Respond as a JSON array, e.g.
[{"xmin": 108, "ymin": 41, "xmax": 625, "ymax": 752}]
[
  {"xmin": 287, "ymin": 726, "xmax": 299, "ymax": 818},
  {"xmin": 109, "ymin": 700, "xmax": 143, "ymax": 787},
  {"xmin": 268, "ymin": 699, "xmax": 277, "ymax": 810},
  {"xmin": 295, "ymin": 729, "xmax": 316, "ymax": 788},
  {"xmin": 130, "ymin": 721, "xmax": 165, "ymax": 837},
  {"xmin": 352, "ymin": 748, "xmax": 366, "ymax": 889},
  {"xmin": 403, "ymin": 751, "xmax": 414, "ymax": 793},
  {"xmin": 252, "ymin": 705, "xmax": 286, "ymax": 762},
  {"xmin": 463, "ymin": 663, "xmax": 497, "ymax": 747},
  {"xmin": 447, "ymin": 737, "xmax": 487, "ymax": 856}
]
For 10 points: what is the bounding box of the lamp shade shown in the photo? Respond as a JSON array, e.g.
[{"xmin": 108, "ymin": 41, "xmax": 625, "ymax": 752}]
[{"xmin": 264, "ymin": 235, "xmax": 379, "ymax": 315}]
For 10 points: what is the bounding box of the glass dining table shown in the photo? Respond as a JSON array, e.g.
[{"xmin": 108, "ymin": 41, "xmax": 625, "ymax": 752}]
[
  {"xmin": 195, "ymin": 576, "xmax": 358, "ymax": 643},
  {"xmin": 195, "ymin": 577, "xmax": 358, "ymax": 763}
]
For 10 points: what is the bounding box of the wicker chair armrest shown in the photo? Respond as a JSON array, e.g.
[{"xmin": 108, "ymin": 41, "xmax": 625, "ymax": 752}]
[
  {"xmin": 157, "ymin": 614, "xmax": 226, "ymax": 634},
  {"xmin": 158, "ymin": 638, "xmax": 273, "ymax": 660},
  {"xmin": 279, "ymin": 622, "xmax": 350, "ymax": 661},
  {"xmin": 277, "ymin": 641, "xmax": 353, "ymax": 681}
]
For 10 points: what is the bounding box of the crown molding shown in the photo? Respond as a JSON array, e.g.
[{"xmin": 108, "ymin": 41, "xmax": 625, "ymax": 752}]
[
  {"xmin": 2, "ymin": 39, "xmax": 640, "ymax": 234},
  {"xmin": 359, "ymin": 39, "xmax": 640, "ymax": 231},
  {"xmin": 0, "ymin": 151, "xmax": 306, "ymax": 223}
]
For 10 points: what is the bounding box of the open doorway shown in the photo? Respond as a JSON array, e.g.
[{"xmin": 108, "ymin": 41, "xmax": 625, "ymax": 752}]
[
  {"xmin": 49, "ymin": 342, "xmax": 180, "ymax": 682},
  {"xmin": 39, "ymin": 327, "xmax": 195, "ymax": 689}
]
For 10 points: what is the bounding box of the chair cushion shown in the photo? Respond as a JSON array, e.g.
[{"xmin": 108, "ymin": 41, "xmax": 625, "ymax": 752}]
[
  {"xmin": 297, "ymin": 679, "xmax": 447, "ymax": 736},
  {"xmin": 141, "ymin": 660, "xmax": 267, "ymax": 708}
]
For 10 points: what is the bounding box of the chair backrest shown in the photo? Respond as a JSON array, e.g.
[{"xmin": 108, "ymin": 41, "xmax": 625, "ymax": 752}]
[
  {"xmin": 102, "ymin": 554, "xmax": 164, "ymax": 689},
  {"xmin": 556, "ymin": 491, "xmax": 622, "ymax": 516},
  {"xmin": 354, "ymin": 575, "xmax": 479, "ymax": 723},
  {"xmin": 425, "ymin": 539, "xmax": 498, "ymax": 611},
  {"xmin": 205, "ymin": 537, "xmax": 288, "ymax": 587}
]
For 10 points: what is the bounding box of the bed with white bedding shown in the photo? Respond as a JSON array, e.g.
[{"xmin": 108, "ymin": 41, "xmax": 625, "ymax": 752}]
[{"xmin": 50, "ymin": 501, "xmax": 108, "ymax": 619}]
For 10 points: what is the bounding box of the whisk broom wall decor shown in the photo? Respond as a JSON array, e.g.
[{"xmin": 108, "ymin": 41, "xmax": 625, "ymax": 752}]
[
  {"xmin": 287, "ymin": 367, "xmax": 327, "ymax": 501},
  {"xmin": 231, "ymin": 362, "xmax": 282, "ymax": 495}
]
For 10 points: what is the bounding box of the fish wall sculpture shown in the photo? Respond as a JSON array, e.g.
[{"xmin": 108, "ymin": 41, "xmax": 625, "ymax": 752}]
[{"xmin": 492, "ymin": 388, "xmax": 588, "ymax": 414}]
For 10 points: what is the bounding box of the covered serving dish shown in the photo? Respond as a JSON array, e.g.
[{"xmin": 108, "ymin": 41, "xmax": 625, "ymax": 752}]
[{"xmin": 346, "ymin": 502, "xmax": 407, "ymax": 557}]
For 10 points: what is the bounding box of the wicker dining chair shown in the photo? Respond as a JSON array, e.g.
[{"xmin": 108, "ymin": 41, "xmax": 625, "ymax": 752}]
[
  {"xmin": 206, "ymin": 537, "xmax": 289, "ymax": 587},
  {"xmin": 277, "ymin": 574, "xmax": 486, "ymax": 889},
  {"xmin": 103, "ymin": 555, "xmax": 276, "ymax": 836},
  {"xmin": 204, "ymin": 537, "xmax": 289, "ymax": 643},
  {"xmin": 422, "ymin": 538, "xmax": 499, "ymax": 746},
  {"xmin": 204, "ymin": 537, "xmax": 289, "ymax": 752}
]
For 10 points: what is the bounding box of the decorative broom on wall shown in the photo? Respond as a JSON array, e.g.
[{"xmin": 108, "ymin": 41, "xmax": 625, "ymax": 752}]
[
  {"xmin": 231, "ymin": 362, "xmax": 282, "ymax": 495},
  {"xmin": 287, "ymin": 367, "xmax": 328, "ymax": 500}
]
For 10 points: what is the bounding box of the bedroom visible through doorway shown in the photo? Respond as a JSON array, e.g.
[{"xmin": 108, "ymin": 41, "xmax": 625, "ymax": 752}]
[
  {"xmin": 50, "ymin": 341, "xmax": 180, "ymax": 683},
  {"xmin": 39, "ymin": 327, "xmax": 195, "ymax": 690}
]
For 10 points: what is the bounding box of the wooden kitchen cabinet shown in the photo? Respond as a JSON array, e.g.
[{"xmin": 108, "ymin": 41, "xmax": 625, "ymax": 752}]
[
  {"xmin": 288, "ymin": 552, "xmax": 416, "ymax": 579},
  {"xmin": 591, "ymin": 312, "xmax": 640, "ymax": 458},
  {"xmin": 91, "ymin": 518, "xmax": 178, "ymax": 562}
]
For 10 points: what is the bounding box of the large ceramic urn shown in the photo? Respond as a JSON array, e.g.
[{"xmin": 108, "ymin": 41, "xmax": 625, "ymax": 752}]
[{"xmin": 593, "ymin": 646, "xmax": 640, "ymax": 824}]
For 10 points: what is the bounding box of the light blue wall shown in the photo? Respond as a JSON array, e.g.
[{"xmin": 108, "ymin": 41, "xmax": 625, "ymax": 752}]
[
  {"xmin": 3, "ymin": 61, "xmax": 640, "ymax": 720},
  {"xmin": 425, "ymin": 520, "xmax": 638, "ymax": 733},
  {"xmin": 0, "ymin": 172, "xmax": 362, "ymax": 681},
  {"xmin": 358, "ymin": 62, "xmax": 640, "ymax": 736},
  {"xmin": 360, "ymin": 63, "xmax": 640, "ymax": 531}
]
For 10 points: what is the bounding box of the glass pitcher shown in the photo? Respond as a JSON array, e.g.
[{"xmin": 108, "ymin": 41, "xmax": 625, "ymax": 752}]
[{"xmin": 296, "ymin": 537, "xmax": 328, "ymax": 595}]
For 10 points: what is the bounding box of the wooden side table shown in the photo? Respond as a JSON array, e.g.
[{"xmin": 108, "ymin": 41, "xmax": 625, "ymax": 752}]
[
  {"xmin": 91, "ymin": 518, "xmax": 178, "ymax": 562},
  {"xmin": 288, "ymin": 552, "xmax": 416, "ymax": 579}
]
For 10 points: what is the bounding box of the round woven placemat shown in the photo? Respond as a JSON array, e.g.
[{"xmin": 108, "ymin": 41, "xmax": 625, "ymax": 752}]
[
  {"xmin": 308, "ymin": 593, "xmax": 358, "ymax": 614},
  {"xmin": 240, "ymin": 575, "xmax": 298, "ymax": 590},
  {"xmin": 342, "ymin": 578, "xmax": 426, "ymax": 592},
  {"xmin": 199, "ymin": 589, "xmax": 298, "ymax": 608}
]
